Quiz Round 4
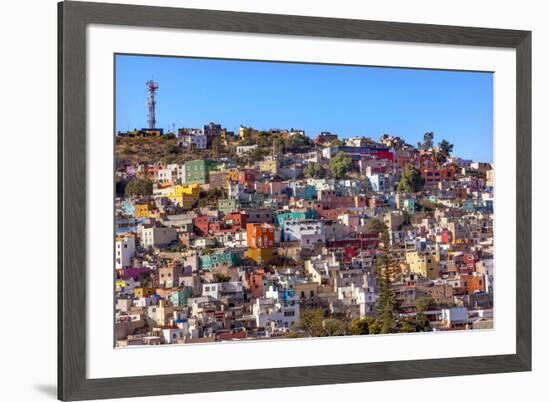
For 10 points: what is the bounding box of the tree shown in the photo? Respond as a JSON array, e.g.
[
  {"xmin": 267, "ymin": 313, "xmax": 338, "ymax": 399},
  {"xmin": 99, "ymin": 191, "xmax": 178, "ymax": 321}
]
[
  {"xmin": 213, "ymin": 273, "xmax": 231, "ymax": 283},
  {"xmin": 375, "ymin": 231, "xmax": 401, "ymax": 334},
  {"xmin": 268, "ymin": 254, "xmax": 296, "ymax": 267},
  {"xmin": 272, "ymin": 136, "xmax": 286, "ymax": 154},
  {"xmin": 397, "ymin": 164, "xmax": 425, "ymax": 193},
  {"xmin": 350, "ymin": 317, "xmax": 376, "ymax": 335},
  {"xmin": 367, "ymin": 218, "xmax": 388, "ymax": 235},
  {"xmin": 304, "ymin": 162, "xmax": 326, "ymax": 179},
  {"xmin": 329, "ymin": 138, "xmax": 345, "ymax": 147},
  {"xmin": 286, "ymin": 135, "xmax": 311, "ymax": 153},
  {"xmin": 413, "ymin": 313, "xmax": 432, "ymax": 332},
  {"xmin": 125, "ymin": 178, "xmax": 153, "ymax": 197},
  {"xmin": 198, "ymin": 188, "xmax": 225, "ymax": 207},
  {"xmin": 420, "ymin": 132, "xmax": 434, "ymax": 150},
  {"xmin": 438, "ymin": 139, "xmax": 454, "ymax": 157},
  {"xmin": 416, "ymin": 198, "xmax": 437, "ymax": 213},
  {"xmin": 436, "ymin": 139, "xmax": 454, "ymax": 164},
  {"xmin": 329, "ymin": 151, "xmax": 353, "ymax": 179},
  {"xmin": 299, "ymin": 308, "xmax": 325, "ymax": 337},
  {"xmin": 399, "ymin": 313, "xmax": 432, "ymax": 333},
  {"xmin": 211, "ymin": 137, "xmax": 226, "ymax": 157},
  {"xmin": 323, "ymin": 318, "xmax": 349, "ymax": 336},
  {"xmin": 415, "ymin": 296, "xmax": 435, "ymax": 313},
  {"xmin": 115, "ymin": 178, "xmax": 127, "ymax": 197}
]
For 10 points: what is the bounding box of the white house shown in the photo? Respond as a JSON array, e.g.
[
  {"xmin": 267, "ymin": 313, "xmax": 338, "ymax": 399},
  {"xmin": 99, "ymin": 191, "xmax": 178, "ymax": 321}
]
[
  {"xmin": 178, "ymin": 131, "xmax": 207, "ymax": 150},
  {"xmin": 252, "ymin": 286, "xmax": 300, "ymax": 331},
  {"xmin": 283, "ymin": 220, "xmax": 325, "ymax": 249},
  {"xmin": 202, "ymin": 282, "xmax": 244, "ymax": 301},
  {"xmin": 159, "ymin": 327, "xmax": 183, "ymax": 344},
  {"xmin": 157, "ymin": 168, "xmax": 173, "ymax": 184},
  {"xmin": 167, "ymin": 163, "xmax": 185, "ymax": 184},
  {"xmin": 337, "ymin": 278, "xmax": 378, "ymax": 318},
  {"xmin": 140, "ymin": 227, "xmax": 178, "ymax": 248},
  {"xmin": 115, "ymin": 235, "xmax": 135, "ymax": 269},
  {"xmin": 441, "ymin": 307, "xmax": 469, "ymax": 327},
  {"xmin": 236, "ymin": 144, "xmax": 258, "ymax": 155},
  {"xmin": 367, "ymin": 173, "xmax": 387, "ymax": 192}
]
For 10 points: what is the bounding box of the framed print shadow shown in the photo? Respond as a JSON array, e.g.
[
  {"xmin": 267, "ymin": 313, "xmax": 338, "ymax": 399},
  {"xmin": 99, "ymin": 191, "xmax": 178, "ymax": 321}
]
[{"xmin": 58, "ymin": 1, "xmax": 531, "ymax": 401}]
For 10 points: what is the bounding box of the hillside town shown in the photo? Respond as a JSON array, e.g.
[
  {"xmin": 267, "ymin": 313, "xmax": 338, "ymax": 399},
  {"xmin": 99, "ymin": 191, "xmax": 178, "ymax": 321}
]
[{"xmin": 114, "ymin": 123, "xmax": 494, "ymax": 347}]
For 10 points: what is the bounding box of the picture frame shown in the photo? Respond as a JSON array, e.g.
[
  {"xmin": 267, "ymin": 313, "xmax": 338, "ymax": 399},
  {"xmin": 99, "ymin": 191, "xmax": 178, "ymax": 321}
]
[{"xmin": 58, "ymin": 1, "xmax": 532, "ymax": 400}]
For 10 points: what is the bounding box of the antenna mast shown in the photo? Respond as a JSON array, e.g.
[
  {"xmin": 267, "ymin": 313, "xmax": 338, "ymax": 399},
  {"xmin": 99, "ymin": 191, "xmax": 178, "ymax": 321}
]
[{"xmin": 146, "ymin": 80, "xmax": 159, "ymax": 129}]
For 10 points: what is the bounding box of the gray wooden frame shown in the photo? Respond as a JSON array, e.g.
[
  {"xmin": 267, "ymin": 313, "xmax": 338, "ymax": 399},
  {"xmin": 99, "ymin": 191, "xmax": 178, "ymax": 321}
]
[{"xmin": 58, "ymin": 1, "xmax": 532, "ymax": 400}]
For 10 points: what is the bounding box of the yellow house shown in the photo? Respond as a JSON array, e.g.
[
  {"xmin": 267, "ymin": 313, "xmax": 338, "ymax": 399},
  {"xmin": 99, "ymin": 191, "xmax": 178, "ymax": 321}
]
[
  {"xmin": 115, "ymin": 279, "xmax": 127, "ymax": 292},
  {"xmin": 239, "ymin": 125, "xmax": 257, "ymax": 140},
  {"xmin": 247, "ymin": 247, "xmax": 274, "ymax": 264},
  {"xmin": 134, "ymin": 287, "xmax": 156, "ymax": 298},
  {"xmin": 259, "ymin": 158, "xmax": 279, "ymax": 175},
  {"xmin": 225, "ymin": 169, "xmax": 240, "ymax": 186},
  {"xmin": 405, "ymin": 250, "xmax": 440, "ymax": 280},
  {"xmin": 294, "ymin": 280, "xmax": 319, "ymax": 300},
  {"xmin": 166, "ymin": 184, "xmax": 201, "ymax": 210},
  {"xmin": 134, "ymin": 202, "xmax": 160, "ymax": 219},
  {"xmin": 134, "ymin": 203, "xmax": 151, "ymax": 218}
]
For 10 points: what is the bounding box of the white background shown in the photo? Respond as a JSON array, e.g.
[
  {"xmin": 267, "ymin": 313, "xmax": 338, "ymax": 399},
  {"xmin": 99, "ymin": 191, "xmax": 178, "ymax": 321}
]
[
  {"xmin": 0, "ymin": 0, "xmax": 547, "ymax": 401},
  {"xmin": 88, "ymin": 25, "xmax": 517, "ymax": 379}
]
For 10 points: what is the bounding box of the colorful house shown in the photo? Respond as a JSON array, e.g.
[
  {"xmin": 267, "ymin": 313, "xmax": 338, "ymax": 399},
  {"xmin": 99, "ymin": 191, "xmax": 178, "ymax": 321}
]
[
  {"xmin": 166, "ymin": 184, "xmax": 201, "ymax": 209},
  {"xmin": 200, "ymin": 251, "xmax": 241, "ymax": 271},
  {"xmin": 275, "ymin": 209, "xmax": 317, "ymax": 229},
  {"xmin": 134, "ymin": 287, "xmax": 156, "ymax": 299},
  {"xmin": 184, "ymin": 160, "xmax": 208, "ymax": 184},
  {"xmin": 246, "ymin": 223, "xmax": 275, "ymax": 248}
]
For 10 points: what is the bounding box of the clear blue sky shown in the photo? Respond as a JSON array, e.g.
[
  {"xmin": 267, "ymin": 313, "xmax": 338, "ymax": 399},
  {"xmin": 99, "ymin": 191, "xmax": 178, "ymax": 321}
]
[{"xmin": 115, "ymin": 54, "xmax": 493, "ymax": 162}]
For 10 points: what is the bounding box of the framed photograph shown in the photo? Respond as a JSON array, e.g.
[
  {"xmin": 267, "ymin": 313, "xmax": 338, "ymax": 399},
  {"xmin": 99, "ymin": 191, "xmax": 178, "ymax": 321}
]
[{"xmin": 58, "ymin": 1, "xmax": 531, "ymax": 400}]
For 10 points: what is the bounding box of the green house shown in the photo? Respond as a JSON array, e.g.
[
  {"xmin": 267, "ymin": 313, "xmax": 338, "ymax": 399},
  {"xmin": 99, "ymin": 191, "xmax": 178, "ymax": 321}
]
[
  {"xmin": 168, "ymin": 287, "xmax": 192, "ymax": 306},
  {"xmin": 185, "ymin": 160, "xmax": 208, "ymax": 184},
  {"xmin": 218, "ymin": 198, "xmax": 239, "ymax": 215},
  {"xmin": 200, "ymin": 251, "xmax": 241, "ymax": 271},
  {"xmin": 275, "ymin": 209, "xmax": 318, "ymax": 228}
]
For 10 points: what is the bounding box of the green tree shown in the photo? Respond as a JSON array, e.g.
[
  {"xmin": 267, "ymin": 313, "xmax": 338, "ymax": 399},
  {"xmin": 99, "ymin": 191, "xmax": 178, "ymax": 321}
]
[
  {"xmin": 416, "ymin": 198, "xmax": 437, "ymax": 213},
  {"xmin": 350, "ymin": 317, "xmax": 375, "ymax": 335},
  {"xmin": 436, "ymin": 139, "xmax": 454, "ymax": 164},
  {"xmin": 399, "ymin": 318, "xmax": 416, "ymax": 333},
  {"xmin": 211, "ymin": 137, "xmax": 226, "ymax": 157},
  {"xmin": 272, "ymin": 136, "xmax": 286, "ymax": 154},
  {"xmin": 415, "ymin": 296, "xmax": 435, "ymax": 313},
  {"xmin": 438, "ymin": 139, "xmax": 454, "ymax": 157},
  {"xmin": 213, "ymin": 273, "xmax": 231, "ymax": 283},
  {"xmin": 323, "ymin": 318, "xmax": 349, "ymax": 336},
  {"xmin": 198, "ymin": 188, "xmax": 225, "ymax": 207},
  {"xmin": 304, "ymin": 162, "xmax": 326, "ymax": 179},
  {"xmin": 286, "ymin": 135, "xmax": 310, "ymax": 153},
  {"xmin": 375, "ymin": 231, "xmax": 400, "ymax": 334},
  {"xmin": 419, "ymin": 131, "xmax": 434, "ymax": 150},
  {"xmin": 166, "ymin": 143, "xmax": 180, "ymax": 155},
  {"xmin": 329, "ymin": 151, "xmax": 353, "ymax": 179},
  {"xmin": 140, "ymin": 275, "xmax": 152, "ymax": 288},
  {"xmin": 367, "ymin": 218, "xmax": 388, "ymax": 235},
  {"xmin": 115, "ymin": 178, "xmax": 127, "ymax": 198},
  {"xmin": 397, "ymin": 164, "xmax": 425, "ymax": 193},
  {"xmin": 125, "ymin": 178, "xmax": 153, "ymax": 197},
  {"xmin": 299, "ymin": 308, "xmax": 326, "ymax": 337},
  {"xmin": 413, "ymin": 313, "xmax": 432, "ymax": 332}
]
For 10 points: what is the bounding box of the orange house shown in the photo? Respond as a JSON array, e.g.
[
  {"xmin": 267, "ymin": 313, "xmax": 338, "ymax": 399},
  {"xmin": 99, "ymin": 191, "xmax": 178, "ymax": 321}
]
[
  {"xmin": 134, "ymin": 287, "xmax": 156, "ymax": 298},
  {"xmin": 246, "ymin": 269, "xmax": 266, "ymax": 299},
  {"xmin": 246, "ymin": 223, "xmax": 275, "ymax": 248},
  {"xmin": 458, "ymin": 273, "xmax": 486, "ymax": 295}
]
